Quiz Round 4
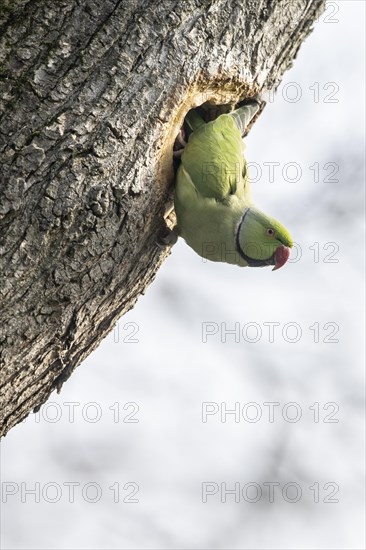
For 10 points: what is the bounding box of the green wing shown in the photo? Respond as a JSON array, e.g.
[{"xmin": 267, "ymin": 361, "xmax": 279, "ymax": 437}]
[{"xmin": 179, "ymin": 114, "xmax": 248, "ymax": 201}]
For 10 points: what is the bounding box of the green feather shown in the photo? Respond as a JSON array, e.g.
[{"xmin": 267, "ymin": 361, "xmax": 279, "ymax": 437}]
[{"xmin": 179, "ymin": 114, "xmax": 247, "ymax": 200}]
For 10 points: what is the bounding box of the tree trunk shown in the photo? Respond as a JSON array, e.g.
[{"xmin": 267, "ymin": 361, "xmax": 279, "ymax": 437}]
[{"xmin": 0, "ymin": 0, "xmax": 325, "ymax": 436}]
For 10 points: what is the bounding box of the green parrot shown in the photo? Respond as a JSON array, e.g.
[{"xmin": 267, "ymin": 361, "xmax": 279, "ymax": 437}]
[{"xmin": 171, "ymin": 98, "xmax": 293, "ymax": 271}]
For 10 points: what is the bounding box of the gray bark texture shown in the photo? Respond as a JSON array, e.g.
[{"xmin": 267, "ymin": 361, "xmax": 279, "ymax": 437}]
[{"xmin": 0, "ymin": 0, "xmax": 325, "ymax": 436}]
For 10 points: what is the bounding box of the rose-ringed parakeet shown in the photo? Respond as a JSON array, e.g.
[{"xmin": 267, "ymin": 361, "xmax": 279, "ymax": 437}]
[{"xmin": 169, "ymin": 98, "xmax": 293, "ymax": 270}]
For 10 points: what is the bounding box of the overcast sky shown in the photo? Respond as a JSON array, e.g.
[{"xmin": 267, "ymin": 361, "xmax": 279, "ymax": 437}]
[{"xmin": 2, "ymin": 2, "xmax": 365, "ymax": 549}]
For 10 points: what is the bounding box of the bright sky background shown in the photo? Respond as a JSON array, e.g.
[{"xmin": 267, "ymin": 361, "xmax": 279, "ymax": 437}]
[{"xmin": 1, "ymin": 2, "xmax": 365, "ymax": 549}]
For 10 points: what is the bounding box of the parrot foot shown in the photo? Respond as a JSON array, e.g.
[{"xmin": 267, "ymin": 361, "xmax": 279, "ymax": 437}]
[
  {"xmin": 156, "ymin": 226, "xmax": 179, "ymax": 248},
  {"xmin": 173, "ymin": 149, "xmax": 184, "ymax": 158},
  {"xmin": 174, "ymin": 128, "xmax": 187, "ymax": 148},
  {"xmin": 173, "ymin": 128, "xmax": 187, "ymax": 158},
  {"xmin": 237, "ymin": 93, "xmax": 264, "ymax": 109}
]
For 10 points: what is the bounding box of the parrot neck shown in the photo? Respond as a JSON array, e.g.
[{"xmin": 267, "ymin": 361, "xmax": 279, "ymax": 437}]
[{"xmin": 235, "ymin": 208, "xmax": 274, "ymax": 267}]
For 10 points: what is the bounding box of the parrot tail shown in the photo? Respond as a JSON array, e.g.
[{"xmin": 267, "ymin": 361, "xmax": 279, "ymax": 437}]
[
  {"xmin": 230, "ymin": 100, "xmax": 261, "ymax": 136},
  {"xmin": 185, "ymin": 109, "xmax": 205, "ymax": 132}
]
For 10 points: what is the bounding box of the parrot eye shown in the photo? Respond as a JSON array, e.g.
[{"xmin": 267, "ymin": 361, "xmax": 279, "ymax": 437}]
[{"xmin": 266, "ymin": 228, "xmax": 275, "ymax": 237}]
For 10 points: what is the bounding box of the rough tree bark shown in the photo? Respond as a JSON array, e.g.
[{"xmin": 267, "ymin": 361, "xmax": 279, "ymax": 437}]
[{"xmin": 0, "ymin": 0, "xmax": 325, "ymax": 436}]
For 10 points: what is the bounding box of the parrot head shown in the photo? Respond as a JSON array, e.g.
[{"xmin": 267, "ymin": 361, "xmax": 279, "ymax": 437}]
[{"xmin": 236, "ymin": 208, "xmax": 293, "ymax": 271}]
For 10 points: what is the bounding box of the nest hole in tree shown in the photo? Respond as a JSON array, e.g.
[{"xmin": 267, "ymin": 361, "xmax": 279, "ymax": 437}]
[{"xmin": 156, "ymin": 83, "xmax": 261, "ymax": 231}]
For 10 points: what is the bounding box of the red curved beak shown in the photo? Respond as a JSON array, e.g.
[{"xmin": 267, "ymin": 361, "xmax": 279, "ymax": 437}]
[{"xmin": 272, "ymin": 246, "xmax": 291, "ymax": 271}]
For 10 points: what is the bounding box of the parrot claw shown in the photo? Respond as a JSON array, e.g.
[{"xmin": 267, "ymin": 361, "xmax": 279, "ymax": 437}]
[
  {"xmin": 156, "ymin": 227, "xmax": 179, "ymax": 248},
  {"xmin": 173, "ymin": 128, "xmax": 187, "ymax": 155},
  {"xmin": 237, "ymin": 93, "xmax": 264, "ymax": 109}
]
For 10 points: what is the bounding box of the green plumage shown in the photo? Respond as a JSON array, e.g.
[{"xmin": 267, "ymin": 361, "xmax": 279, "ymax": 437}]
[{"xmin": 174, "ymin": 104, "xmax": 293, "ymax": 269}]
